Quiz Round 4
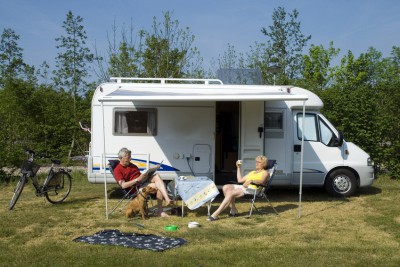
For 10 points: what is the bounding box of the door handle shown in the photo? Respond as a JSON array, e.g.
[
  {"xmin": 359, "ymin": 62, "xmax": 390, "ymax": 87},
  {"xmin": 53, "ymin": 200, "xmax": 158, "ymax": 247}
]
[
  {"xmin": 258, "ymin": 127, "xmax": 263, "ymax": 138},
  {"xmin": 294, "ymin": 145, "xmax": 301, "ymax": 152}
]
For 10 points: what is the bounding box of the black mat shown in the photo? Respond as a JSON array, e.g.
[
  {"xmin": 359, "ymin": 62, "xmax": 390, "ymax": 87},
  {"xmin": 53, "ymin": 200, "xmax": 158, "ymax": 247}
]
[{"xmin": 73, "ymin": 229, "xmax": 187, "ymax": 251}]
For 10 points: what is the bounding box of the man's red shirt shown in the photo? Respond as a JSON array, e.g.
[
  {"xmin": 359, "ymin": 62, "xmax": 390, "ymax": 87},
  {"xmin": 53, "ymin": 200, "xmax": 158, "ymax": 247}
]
[{"xmin": 114, "ymin": 162, "xmax": 141, "ymax": 193}]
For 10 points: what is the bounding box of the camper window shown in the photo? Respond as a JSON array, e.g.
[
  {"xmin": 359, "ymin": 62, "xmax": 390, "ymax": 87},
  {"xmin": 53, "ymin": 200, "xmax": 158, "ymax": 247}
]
[
  {"xmin": 297, "ymin": 113, "xmax": 335, "ymax": 146},
  {"xmin": 113, "ymin": 108, "xmax": 157, "ymax": 136},
  {"xmin": 297, "ymin": 113, "xmax": 318, "ymax": 141},
  {"xmin": 265, "ymin": 112, "xmax": 283, "ymax": 130}
]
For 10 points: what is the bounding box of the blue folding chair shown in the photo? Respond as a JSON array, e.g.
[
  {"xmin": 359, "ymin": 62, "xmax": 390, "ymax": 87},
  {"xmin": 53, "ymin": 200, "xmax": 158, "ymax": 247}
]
[
  {"xmin": 108, "ymin": 160, "xmax": 142, "ymax": 216},
  {"xmin": 249, "ymin": 159, "xmax": 279, "ymax": 216}
]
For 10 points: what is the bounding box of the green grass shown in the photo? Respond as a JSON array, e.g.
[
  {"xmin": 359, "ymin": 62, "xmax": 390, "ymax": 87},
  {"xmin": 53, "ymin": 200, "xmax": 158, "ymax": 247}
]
[{"xmin": 1, "ymin": 171, "xmax": 399, "ymax": 266}]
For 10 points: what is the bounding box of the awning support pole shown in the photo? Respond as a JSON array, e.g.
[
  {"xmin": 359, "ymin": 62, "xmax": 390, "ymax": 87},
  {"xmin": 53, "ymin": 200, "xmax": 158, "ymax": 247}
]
[
  {"xmin": 101, "ymin": 102, "xmax": 109, "ymax": 220},
  {"xmin": 298, "ymin": 101, "xmax": 306, "ymax": 218}
]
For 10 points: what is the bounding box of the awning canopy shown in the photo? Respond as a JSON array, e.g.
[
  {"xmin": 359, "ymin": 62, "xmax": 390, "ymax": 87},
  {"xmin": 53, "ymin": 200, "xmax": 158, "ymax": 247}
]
[{"xmin": 98, "ymin": 85, "xmax": 309, "ymax": 102}]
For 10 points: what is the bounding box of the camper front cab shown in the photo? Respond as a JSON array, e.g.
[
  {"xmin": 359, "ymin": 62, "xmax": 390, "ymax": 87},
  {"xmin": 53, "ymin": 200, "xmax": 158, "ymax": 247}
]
[{"xmin": 88, "ymin": 77, "xmax": 374, "ymax": 197}]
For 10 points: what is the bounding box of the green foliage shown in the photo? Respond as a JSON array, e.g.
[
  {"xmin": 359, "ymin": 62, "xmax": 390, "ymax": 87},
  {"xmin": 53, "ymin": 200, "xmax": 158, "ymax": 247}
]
[
  {"xmin": 51, "ymin": 10, "xmax": 95, "ymax": 160},
  {"xmin": 108, "ymin": 37, "xmax": 141, "ymax": 78},
  {"xmin": 0, "ymin": 28, "xmax": 25, "ymax": 84},
  {"xmin": 319, "ymin": 47, "xmax": 400, "ymax": 177},
  {"xmin": 0, "ymin": 79, "xmax": 37, "ymax": 167},
  {"xmin": 260, "ymin": 7, "xmax": 311, "ymax": 84},
  {"xmin": 298, "ymin": 41, "xmax": 340, "ymax": 90},
  {"xmin": 52, "ymin": 11, "xmax": 96, "ymax": 96},
  {"xmin": 143, "ymin": 11, "xmax": 204, "ymax": 78},
  {"xmin": 143, "ymin": 35, "xmax": 186, "ymax": 77},
  {"xmin": 101, "ymin": 11, "xmax": 204, "ymax": 79}
]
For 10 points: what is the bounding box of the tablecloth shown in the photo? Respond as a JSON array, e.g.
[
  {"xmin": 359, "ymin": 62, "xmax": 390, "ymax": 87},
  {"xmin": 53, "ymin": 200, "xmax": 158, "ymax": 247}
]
[{"xmin": 175, "ymin": 176, "xmax": 219, "ymax": 210}]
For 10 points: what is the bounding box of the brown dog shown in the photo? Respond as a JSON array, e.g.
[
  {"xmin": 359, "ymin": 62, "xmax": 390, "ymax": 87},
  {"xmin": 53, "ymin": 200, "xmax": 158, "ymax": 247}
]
[{"xmin": 125, "ymin": 186, "xmax": 157, "ymax": 220}]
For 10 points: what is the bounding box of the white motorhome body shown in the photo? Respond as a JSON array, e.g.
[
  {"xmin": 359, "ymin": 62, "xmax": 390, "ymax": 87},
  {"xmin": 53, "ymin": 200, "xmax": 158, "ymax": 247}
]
[{"xmin": 88, "ymin": 78, "xmax": 374, "ymax": 197}]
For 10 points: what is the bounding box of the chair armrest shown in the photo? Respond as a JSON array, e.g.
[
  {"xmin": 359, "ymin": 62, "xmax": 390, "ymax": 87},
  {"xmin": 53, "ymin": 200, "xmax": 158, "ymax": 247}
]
[
  {"xmin": 228, "ymin": 181, "xmax": 241, "ymax": 185},
  {"xmin": 250, "ymin": 182, "xmax": 267, "ymax": 188}
]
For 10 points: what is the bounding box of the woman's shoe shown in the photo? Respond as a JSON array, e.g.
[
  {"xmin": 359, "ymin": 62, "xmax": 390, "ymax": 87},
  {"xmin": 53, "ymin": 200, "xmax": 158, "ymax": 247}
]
[{"xmin": 207, "ymin": 216, "xmax": 219, "ymax": 221}]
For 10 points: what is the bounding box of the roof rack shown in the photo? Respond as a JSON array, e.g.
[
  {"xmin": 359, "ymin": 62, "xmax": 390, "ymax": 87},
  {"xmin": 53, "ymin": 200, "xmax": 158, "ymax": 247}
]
[{"xmin": 109, "ymin": 77, "xmax": 223, "ymax": 85}]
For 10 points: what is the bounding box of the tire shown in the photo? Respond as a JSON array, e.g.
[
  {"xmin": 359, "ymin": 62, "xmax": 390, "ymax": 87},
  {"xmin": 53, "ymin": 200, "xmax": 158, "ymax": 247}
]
[
  {"xmin": 9, "ymin": 175, "xmax": 27, "ymax": 210},
  {"xmin": 325, "ymin": 169, "xmax": 357, "ymax": 197},
  {"xmin": 45, "ymin": 170, "xmax": 72, "ymax": 204}
]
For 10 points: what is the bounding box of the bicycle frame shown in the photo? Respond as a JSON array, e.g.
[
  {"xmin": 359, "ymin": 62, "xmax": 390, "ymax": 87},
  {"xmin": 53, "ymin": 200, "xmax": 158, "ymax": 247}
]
[{"xmin": 31, "ymin": 162, "xmax": 57, "ymax": 197}]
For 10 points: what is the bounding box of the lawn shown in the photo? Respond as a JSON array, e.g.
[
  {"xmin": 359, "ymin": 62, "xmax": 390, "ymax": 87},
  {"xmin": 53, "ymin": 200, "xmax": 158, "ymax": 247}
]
[{"xmin": 0, "ymin": 171, "xmax": 399, "ymax": 267}]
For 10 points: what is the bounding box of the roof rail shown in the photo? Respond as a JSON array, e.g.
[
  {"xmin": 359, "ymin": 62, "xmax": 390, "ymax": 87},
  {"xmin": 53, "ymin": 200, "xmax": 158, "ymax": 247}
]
[{"xmin": 109, "ymin": 77, "xmax": 223, "ymax": 85}]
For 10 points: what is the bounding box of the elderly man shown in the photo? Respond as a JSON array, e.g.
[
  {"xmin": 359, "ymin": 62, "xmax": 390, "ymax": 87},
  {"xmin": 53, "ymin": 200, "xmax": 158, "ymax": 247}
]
[{"xmin": 114, "ymin": 147, "xmax": 171, "ymax": 217}]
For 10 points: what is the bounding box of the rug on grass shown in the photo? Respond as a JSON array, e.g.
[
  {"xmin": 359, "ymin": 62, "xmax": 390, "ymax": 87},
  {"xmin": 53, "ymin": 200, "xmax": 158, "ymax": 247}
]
[{"xmin": 73, "ymin": 229, "xmax": 187, "ymax": 251}]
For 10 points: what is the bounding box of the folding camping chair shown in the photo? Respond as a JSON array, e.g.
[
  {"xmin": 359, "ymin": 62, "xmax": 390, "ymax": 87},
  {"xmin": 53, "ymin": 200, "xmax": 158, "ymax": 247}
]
[
  {"xmin": 249, "ymin": 159, "xmax": 278, "ymax": 216},
  {"xmin": 108, "ymin": 159, "xmax": 153, "ymax": 216}
]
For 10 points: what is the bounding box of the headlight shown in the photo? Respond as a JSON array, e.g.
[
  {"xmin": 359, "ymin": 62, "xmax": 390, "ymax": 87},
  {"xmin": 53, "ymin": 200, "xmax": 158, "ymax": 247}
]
[{"xmin": 367, "ymin": 158, "xmax": 373, "ymax": 166}]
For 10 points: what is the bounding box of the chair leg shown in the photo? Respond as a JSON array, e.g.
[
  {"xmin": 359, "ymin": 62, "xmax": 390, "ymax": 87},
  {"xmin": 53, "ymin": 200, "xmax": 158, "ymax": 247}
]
[
  {"xmin": 109, "ymin": 195, "xmax": 131, "ymax": 215},
  {"xmin": 249, "ymin": 193, "xmax": 278, "ymax": 216},
  {"xmin": 146, "ymin": 196, "xmax": 157, "ymax": 215},
  {"xmin": 249, "ymin": 193, "xmax": 257, "ymax": 217}
]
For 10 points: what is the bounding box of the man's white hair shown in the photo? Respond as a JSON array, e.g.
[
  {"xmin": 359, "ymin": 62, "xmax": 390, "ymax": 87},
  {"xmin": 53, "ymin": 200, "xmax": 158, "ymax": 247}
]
[{"xmin": 118, "ymin": 147, "xmax": 131, "ymax": 159}]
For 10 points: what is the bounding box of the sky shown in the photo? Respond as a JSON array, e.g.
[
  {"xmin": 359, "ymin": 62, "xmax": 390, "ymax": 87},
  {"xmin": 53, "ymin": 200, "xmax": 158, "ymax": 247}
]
[{"xmin": 0, "ymin": 0, "xmax": 399, "ymax": 76}]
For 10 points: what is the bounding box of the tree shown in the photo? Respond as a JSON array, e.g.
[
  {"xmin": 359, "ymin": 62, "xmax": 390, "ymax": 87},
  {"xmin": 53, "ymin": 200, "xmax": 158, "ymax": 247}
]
[
  {"xmin": 259, "ymin": 7, "xmax": 311, "ymax": 85},
  {"xmin": 52, "ymin": 11, "xmax": 96, "ymax": 159},
  {"xmin": 0, "ymin": 28, "xmax": 25, "ymax": 85},
  {"xmin": 53, "ymin": 11, "xmax": 95, "ymax": 95},
  {"xmin": 320, "ymin": 47, "xmax": 400, "ymax": 178},
  {"xmin": 298, "ymin": 41, "xmax": 340, "ymax": 91},
  {"xmin": 143, "ymin": 35, "xmax": 186, "ymax": 77},
  {"xmin": 0, "ymin": 79, "xmax": 37, "ymax": 170},
  {"xmin": 94, "ymin": 20, "xmax": 146, "ymax": 81},
  {"xmin": 142, "ymin": 11, "xmax": 204, "ymax": 78}
]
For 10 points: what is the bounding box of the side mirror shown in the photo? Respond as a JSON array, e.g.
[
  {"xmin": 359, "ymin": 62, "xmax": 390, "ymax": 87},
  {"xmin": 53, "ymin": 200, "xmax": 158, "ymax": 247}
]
[{"xmin": 333, "ymin": 130, "xmax": 344, "ymax": 147}]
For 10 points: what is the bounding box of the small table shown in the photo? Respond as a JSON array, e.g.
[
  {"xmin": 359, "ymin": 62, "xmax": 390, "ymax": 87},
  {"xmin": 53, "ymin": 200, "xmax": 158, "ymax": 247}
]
[{"xmin": 174, "ymin": 176, "xmax": 219, "ymax": 217}]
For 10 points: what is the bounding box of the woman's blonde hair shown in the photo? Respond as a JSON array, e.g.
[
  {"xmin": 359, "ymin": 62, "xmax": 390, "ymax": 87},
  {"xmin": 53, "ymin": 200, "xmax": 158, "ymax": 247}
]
[{"xmin": 255, "ymin": 155, "xmax": 268, "ymax": 168}]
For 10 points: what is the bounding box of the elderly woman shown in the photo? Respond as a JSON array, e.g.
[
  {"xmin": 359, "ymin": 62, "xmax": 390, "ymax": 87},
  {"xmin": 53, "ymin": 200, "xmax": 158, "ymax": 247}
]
[
  {"xmin": 114, "ymin": 147, "xmax": 172, "ymax": 217},
  {"xmin": 207, "ymin": 155, "xmax": 270, "ymax": 221}
]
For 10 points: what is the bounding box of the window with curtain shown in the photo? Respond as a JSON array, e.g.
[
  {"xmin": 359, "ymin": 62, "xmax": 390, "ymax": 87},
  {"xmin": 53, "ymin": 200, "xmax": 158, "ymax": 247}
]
[{"xmin": 114, "ymin": 109, "xmax": 157, "ymax": 136}]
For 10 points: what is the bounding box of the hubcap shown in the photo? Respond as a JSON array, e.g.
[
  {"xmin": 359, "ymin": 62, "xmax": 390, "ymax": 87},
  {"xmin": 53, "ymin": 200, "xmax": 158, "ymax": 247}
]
[{"xmin": 333, "ymin": 175, "xmax": 351, "ymax": 193}]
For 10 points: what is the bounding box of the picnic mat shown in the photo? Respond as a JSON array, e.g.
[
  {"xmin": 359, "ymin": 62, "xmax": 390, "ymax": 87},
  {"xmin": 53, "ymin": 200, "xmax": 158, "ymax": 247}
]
[{"xmin": 73, "ymin": 229, "xmax": 187, "ymax": 251}]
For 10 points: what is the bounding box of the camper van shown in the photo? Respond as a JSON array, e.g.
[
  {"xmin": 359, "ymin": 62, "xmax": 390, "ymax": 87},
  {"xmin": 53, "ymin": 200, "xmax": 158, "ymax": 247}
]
[{"xmin": 88, "ymin": 77, "xmax": 374, "ymax": 197}]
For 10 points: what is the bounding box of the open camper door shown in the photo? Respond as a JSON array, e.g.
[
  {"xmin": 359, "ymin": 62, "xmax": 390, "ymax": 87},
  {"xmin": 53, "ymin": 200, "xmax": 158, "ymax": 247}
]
[{"xmin": 240, "ymin": 101, "xmax": 264, "ymax": 173}]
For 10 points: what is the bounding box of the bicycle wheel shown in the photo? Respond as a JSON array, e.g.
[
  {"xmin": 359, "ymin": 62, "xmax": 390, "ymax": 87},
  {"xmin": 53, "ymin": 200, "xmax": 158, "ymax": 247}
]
[
  {"xmin": 45, "ymin": 170, "xmax": 72, "ymax": 204},
  {"xmin": 9, "ymin": 175, "xmax": 27, "ymax": 210}
]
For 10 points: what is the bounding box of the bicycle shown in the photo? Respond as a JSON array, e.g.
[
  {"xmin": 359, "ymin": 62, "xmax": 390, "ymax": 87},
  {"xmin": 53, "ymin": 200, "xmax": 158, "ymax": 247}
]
[{"xmin": 9, "ymin": 149, "xmax": 72, "ymax": 210}]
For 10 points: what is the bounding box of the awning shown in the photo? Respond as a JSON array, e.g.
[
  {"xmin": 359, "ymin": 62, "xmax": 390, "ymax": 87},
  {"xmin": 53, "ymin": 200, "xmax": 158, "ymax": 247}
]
[{"xmin": 98, "ymin": 85, "xmax": 309, "ymax": 102}]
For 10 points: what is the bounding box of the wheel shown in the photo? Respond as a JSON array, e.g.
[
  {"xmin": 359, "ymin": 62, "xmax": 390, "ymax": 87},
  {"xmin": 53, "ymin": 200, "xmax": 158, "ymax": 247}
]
[
  {"xmin": 9, "ymin": 175, "xmax": 27, "ymax": 210},
  {"xmin": 325, "ymin": 169, "xmax": 357, "ymax": 197},
  {"xmin": 45, "ymin": 171, "xmax": 72, "ymax": 204}
]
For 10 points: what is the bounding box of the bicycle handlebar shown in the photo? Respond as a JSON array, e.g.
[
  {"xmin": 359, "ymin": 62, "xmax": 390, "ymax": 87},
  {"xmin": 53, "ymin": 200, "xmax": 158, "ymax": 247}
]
[{"xmin": 24, "ymin": 149, "xmax": 47, "ymax": 160}]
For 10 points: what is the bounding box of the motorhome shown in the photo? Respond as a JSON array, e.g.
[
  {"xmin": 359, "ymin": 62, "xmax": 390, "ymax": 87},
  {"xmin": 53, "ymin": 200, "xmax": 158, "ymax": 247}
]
[{"xmin": 88, "ymin": 77, "xmax": 374, "ymax": 197}]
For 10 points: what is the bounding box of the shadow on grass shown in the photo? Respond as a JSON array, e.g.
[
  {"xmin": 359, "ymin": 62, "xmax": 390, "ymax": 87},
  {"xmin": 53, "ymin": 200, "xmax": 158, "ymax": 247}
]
[
  {"xmin": 267, "ymin": 185, "xmax": 382, "ymax": 202},
  {"xmin": 108, "ymin": 187, "xmax": 126, "ymax": 198},
  {"xmin": 239, "ymin": 203, "xmax": 298, "ymax": 217},
  {"xmin": 62, "ymin": 196, "xmax": 102, "ymax": 205},
  {"xmin": 354, "ymin": 185, "xmax": 382, "ymax": 196},
  {"xmin": 299, "ymin": 200, "xmax": 349, "ymax": 218}
]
